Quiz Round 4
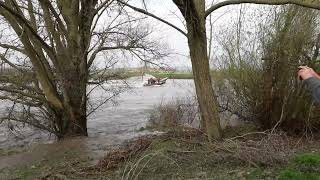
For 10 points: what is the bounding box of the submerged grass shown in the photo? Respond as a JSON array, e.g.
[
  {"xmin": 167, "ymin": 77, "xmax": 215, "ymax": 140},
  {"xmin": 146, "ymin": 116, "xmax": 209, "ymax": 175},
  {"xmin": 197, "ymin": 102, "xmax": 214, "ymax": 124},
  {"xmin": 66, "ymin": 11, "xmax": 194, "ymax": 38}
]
[
  {"xmin": 0, "ymin": 148, "xmax": 24, "ymax": 156},
  {"xmin": 0, "ymin": 146, "xmax": 95, "ymax": 179}
]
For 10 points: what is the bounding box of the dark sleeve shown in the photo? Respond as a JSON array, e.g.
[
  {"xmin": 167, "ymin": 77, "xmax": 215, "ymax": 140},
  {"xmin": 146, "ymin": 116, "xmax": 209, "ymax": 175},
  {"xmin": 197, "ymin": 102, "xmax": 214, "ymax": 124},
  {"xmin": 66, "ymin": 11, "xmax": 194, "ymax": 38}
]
[{"xmin": 304, "ymin": 77, "xmax": 320, "ymax": 104}]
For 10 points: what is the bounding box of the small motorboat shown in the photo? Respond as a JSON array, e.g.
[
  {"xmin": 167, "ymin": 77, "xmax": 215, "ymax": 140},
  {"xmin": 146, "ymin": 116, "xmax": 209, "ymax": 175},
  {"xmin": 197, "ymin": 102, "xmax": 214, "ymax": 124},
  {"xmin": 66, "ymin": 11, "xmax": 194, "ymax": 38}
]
[{"xmin": 143, "ymin": 77, "xmax": 168, "ymax": 86}]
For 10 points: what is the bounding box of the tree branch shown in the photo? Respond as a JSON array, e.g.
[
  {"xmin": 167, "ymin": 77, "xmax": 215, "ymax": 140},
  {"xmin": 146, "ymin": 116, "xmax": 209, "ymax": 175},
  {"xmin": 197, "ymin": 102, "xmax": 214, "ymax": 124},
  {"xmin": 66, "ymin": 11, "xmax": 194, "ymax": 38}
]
[
  {"xmin": 0, "ymin": 95, "xmax": 43, "ymax": 107},
  {"xmin": 0, "ymin": 2, "xmax": 56, "ymax": 61},
  {"xmin": 0, "ymin": 43, "xmax": 25, "ymax": 54},
  {"xmin": 0, "ymin": 53, "xmax": 25, "ymax": 72},
  {"xmin": 0, "ymin": 86, "xmax": 46, "ymax": 102},
  {"xmin": 205, "ymin": 0, "xmax": 320, "ymax": 18},
  {"xmin": 88, "ymin": 45, "xmax": 146, "ymax": 67},
  {"xmin": 94, "ymin": 0, "xmax": 114, "ymax": 14},
  {"xmin": 117, "ymin": 0, "xmax": 187, "ymax": 37}
]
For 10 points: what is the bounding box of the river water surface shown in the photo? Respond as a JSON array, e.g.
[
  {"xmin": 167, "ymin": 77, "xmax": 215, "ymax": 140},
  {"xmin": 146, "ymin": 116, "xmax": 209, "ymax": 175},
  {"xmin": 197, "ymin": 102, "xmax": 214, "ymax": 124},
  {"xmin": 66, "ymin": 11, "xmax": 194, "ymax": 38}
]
[
  {"xmin": 0, "ymin": 78, "xmax": 197, "ymax": 169},
  {"xmin": 0, "ymin": 77, "xmax": 240, "ymax": 170}
]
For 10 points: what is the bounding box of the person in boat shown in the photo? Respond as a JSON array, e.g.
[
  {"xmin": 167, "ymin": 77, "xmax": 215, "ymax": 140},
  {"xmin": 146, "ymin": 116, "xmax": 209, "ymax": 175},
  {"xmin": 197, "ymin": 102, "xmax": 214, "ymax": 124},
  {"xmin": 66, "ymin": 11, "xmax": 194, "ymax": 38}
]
[
  {"xmin": 298, "ymin": 66, "xmax": 320, "ymax": 104},
  {"xmin": 147, "ymin": 77, "xmax": 158, "ymax": 85}
]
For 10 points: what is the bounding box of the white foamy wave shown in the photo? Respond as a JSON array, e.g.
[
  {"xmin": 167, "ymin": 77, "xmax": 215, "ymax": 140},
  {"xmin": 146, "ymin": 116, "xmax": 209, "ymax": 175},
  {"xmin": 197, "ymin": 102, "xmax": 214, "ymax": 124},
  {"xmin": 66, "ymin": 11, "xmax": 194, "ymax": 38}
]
[{"xmin": 125, "ymin": 74, "xmax": 157, "ymax": 87}]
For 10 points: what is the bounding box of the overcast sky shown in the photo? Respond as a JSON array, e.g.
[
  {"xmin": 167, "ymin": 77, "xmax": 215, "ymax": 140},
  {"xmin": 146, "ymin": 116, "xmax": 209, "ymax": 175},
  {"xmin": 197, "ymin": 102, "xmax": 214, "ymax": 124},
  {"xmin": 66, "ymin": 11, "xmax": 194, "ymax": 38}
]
[{"xmin": 117, "ymin": 0, "xmax": 243, "ymax": 70}]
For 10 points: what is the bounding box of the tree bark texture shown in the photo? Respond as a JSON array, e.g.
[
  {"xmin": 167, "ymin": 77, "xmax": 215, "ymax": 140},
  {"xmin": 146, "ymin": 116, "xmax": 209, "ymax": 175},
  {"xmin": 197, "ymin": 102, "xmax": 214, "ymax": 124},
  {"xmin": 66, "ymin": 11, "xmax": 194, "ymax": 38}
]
[{"xmin": 173, "ymin": 0, "xmax": 222, "ymax": 140}]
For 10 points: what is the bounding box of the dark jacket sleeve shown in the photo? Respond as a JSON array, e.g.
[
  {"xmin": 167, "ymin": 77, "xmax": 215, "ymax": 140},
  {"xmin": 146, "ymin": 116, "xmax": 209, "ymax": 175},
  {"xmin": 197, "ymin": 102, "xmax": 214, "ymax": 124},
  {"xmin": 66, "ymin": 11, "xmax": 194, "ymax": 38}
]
[{"xmin": 304, "ymin": 77, "xmax": 320, "ymax": 104}]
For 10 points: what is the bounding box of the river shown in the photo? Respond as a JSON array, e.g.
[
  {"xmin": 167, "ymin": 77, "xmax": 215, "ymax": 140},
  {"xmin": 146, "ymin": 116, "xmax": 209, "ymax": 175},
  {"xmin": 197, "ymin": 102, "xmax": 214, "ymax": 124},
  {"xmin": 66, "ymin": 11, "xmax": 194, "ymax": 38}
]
[
  {"xmin": 0, "ymin": 77, "xmax": 240, "ymax": 170},
  {"xmin": 0, "ymin": 77, "xmax": 194, "ymax": 149}
]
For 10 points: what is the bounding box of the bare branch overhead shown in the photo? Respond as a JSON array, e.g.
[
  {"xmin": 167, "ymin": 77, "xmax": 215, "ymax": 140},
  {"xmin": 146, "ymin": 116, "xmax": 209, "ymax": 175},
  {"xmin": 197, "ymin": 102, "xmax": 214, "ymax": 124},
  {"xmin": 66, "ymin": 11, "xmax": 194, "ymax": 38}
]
[
  {"xmin": 116, "ymin": 0, "xmax": 187, "ymax": 37},
  {"xmin": 205, "ymin": 0, "xmax": 320, "ymax": 18}
]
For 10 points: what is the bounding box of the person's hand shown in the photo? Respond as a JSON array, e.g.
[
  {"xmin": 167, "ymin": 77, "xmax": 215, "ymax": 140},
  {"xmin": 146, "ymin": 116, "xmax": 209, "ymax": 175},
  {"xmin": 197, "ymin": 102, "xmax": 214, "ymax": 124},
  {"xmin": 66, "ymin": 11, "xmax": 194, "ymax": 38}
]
[{"xmin": 298, "ymin": 66, "xmax": 317, "ymax": 80}]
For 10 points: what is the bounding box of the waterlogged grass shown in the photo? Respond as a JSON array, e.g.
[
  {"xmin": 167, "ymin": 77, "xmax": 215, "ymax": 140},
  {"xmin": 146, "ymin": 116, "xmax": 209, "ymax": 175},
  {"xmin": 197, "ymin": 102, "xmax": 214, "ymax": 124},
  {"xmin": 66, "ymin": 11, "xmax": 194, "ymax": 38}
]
[
  {"xmin": 0, "ymin": 148, "xmax": 23, "ymax": 156},
  {"xmin": 0, "ymin": 148, "xmax": 94, "ymax": 179}
]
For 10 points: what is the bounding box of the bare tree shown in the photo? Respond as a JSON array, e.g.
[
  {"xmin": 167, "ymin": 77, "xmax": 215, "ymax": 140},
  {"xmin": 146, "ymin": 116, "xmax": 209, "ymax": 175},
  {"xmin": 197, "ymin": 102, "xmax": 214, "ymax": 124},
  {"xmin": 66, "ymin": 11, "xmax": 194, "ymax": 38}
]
[
  {"xmin": 0, "ymin": 0, "xmax": 166, "ymax": 139},
  {"xmin": 117, "ymin": 0, "xmax": 320, "ymax": 141}
]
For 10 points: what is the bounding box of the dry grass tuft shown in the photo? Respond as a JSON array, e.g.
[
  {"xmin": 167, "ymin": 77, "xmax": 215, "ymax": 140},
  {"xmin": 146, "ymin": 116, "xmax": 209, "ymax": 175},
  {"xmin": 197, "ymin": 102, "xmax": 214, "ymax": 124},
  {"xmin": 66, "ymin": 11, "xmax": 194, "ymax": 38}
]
[
  {"xmin": 148, "ymin": 97, "xmax": 199, "ymax": 128},
  {"xmin": 222, "ymin": 133, "xmax": 293, "ymax": 166},
  {"xmin": 96, "ymin": 137, "xmax": 153, "ymax": 170}
]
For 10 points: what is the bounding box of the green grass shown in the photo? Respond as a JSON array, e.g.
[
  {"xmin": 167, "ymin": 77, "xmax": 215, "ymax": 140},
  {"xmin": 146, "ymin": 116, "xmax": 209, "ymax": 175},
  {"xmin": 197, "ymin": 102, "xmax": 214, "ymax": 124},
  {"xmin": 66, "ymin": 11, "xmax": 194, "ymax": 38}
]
[
  {"xmin": 106, "ymin": 131, "xmax": 320, "ymax": 180},
  {"xmin": 150, "ymin": 72, "xmax": 193, "ymax": 79},
  {"xmin": 279, "ymin": 153, "xmax": 320, "ymax": 180},
  {"xmin": 150, "ymin": 70, "xmax": 227, "ymax": 79},
  {"xmin": 279, "ymin": 169, "xmax": 320, "ymax": 180},
  {"xmin": 294, "ymin": 153, "xmax": 320, "ymax": 166},
  {"xmin": 90, "ymin": 71, "xmax": 194, "ymax": 80}
]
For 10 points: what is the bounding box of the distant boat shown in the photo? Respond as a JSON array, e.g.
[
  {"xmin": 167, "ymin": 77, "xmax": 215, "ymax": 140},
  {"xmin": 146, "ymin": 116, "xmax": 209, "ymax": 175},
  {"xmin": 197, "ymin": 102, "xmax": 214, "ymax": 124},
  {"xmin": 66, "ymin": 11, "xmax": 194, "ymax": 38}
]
[{"xmin": 143, "ymin": 77, "xmax": 168, "ymax": 86}]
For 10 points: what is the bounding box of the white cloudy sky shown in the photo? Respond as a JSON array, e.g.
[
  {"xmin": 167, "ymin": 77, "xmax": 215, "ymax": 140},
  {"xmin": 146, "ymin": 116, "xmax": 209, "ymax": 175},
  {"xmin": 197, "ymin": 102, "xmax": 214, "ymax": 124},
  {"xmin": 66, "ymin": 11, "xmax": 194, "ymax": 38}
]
[{"xmin": 107, "ymin": 0, "xmax": 245, "ymax": 70}]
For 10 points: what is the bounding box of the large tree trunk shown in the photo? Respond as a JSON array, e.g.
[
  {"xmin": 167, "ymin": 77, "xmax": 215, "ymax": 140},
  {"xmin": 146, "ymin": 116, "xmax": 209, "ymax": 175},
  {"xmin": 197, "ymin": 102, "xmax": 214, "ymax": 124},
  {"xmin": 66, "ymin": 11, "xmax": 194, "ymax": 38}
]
[
  {"xmin": 61, "ymin": 68, "xmax": 88, "ymax": 138},
  {"xmin": 188, "ymin": 36, "xmax": 222, "ymax": 140},
  {"xmin": 49, "ymin": 62, "xmax": 88, "ymax": 139},
  {"xmin": 174, "ymin": 0, "xmax": 222, "ymax": 140}
]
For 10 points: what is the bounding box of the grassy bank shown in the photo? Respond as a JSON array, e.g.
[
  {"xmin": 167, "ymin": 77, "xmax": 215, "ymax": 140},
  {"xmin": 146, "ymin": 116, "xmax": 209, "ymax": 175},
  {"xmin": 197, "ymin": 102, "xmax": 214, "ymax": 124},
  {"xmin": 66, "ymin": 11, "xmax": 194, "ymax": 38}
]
[
  {"xmin": 90, "ymin": 69, "xmax": 230, "ymax": 80},
  {"xmin": 148, "ymin": 70, "xmax": 224, "ymax": 80},
  {"xmin": 97, "ymin": 129, "xmax": 320, "ymax": 179},
  {"xmin": 149, "ymin": 72, "xmax": 193, "ymax": 79},
  {"xmin": 2, "ymin": 128, "xmax": 320, "ymax": 179},
  {"xmin": 92, "ymin": 71, "xmax": 225, "ymax": 80},
  {"xmin": 92, "ymin": 71, "xmax": 194, "ymax": 80}
]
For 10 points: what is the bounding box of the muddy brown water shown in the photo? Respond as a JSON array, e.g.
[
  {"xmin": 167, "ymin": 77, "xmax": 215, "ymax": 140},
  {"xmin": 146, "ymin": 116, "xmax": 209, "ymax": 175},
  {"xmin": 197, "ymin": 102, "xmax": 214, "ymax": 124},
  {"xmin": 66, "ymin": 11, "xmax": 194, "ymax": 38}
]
[
  {"xmin": 0, "ymin": 78, "xmax": 197, "ymax": 169},
  {"xmin": 0, "ymin": 78, "xmax": 241, "ymax": 170}
]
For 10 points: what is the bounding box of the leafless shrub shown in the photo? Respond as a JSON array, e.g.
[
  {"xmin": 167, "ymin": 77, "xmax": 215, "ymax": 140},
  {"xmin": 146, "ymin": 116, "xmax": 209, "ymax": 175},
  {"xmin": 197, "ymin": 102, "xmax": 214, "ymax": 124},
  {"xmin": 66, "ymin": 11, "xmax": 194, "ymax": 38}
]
[
  {"xmin": 213, "ymin": 5, "xmax": 320, "ymax": 133},
  {"xmin": 96, "ymin": 137, "xmax": 153, "ymax": 170},
  {"xmin": 226, "ymin": 133, "xmax": 293, "ymax": 166},
  {"xmin": 147, "ymin": 96, "xmax": 199, "ymax": 129}
]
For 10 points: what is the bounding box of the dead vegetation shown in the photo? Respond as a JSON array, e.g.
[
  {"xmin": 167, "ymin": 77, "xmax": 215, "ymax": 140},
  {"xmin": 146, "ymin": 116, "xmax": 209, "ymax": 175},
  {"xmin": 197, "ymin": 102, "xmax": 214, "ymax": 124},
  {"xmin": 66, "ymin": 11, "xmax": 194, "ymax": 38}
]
[
  {"xmin": 5, "ymin": 127, "xmax": 319, "ymax": 179},
  {"xmin": 90, "ymin": 128, "xmax": 320, "ymax": 179},
  {"xmin": 147, "ymin": 96, "xmax": 199, "ymax": 129},
  {"xmin": 96, "ymin": 137, "xmax": 153, "ymax": 170}
]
